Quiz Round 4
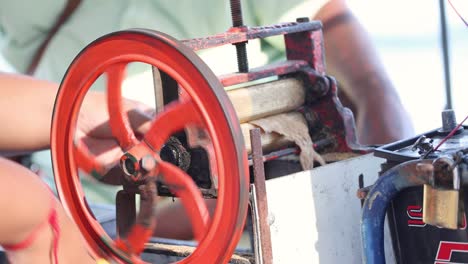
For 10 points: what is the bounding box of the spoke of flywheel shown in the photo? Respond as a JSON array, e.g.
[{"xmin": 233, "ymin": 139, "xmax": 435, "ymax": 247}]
[
  {"xmin": 143, "ymin": 99, "xmax": 201, "ymax": 151},
  {"xmin": 74, "ymin": 141, "xmax": 105, "ymax": 179},
  {"xmin": 107, "ymin": 62, "xmax": 138, "ymax": 151},
  {"xmin": 158, "ymin": 160, "xmax": 210, "ymax": 242}
]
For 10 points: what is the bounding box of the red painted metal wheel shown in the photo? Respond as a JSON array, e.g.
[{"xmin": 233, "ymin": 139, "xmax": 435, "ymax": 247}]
[{"xmin": 51, "ymin": 29, "xmax": 249, "ymax": 263}]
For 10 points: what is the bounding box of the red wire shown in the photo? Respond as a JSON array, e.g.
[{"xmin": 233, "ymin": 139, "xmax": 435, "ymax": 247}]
[
  {"xmin": 434, "ymin": 114, "xmax": 468, "ymax": 151},
  {"xmin": 448, "ymin": 0, "xmax": 468, "ymax": 27}
]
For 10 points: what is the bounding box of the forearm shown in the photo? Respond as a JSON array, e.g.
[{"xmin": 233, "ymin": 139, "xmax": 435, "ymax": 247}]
[
  {"xmin": 314, "ymin": 1, "xmax": 414, "ymax": 144},
  {"xmin": 0, "ymin": 73, "xmax": 58, "ymax": 153},
  {"xmin": 0, "ymin": 157, "xmax": 52, "ymax": 245},
  {"xmin": 0, "ymin": 158, "xmax": 94, "ymax": 263},
  {"xmin": 315, "ymin": 1, "xmax": 398, "ymax": 103}
]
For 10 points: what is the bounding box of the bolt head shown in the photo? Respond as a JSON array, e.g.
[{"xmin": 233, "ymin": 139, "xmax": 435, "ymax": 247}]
[{"xmin": 140, "ymin": 155, "xmax": 156, "ymax": 172}]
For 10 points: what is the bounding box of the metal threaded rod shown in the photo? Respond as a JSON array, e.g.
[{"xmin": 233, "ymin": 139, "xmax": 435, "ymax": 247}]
[
  {"xmin": 230, "ymin": 0, "xmax": 243, "ymax": 27},
  {"xmin": 235, "ymin": 44, "xmax": 248, "ymax": 73},
  {"xmin": 230, "ymin": 0, "xmax": 249, "ymax": 72}
]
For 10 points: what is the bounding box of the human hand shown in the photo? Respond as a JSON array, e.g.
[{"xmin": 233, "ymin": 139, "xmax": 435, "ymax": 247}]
[{"xmin": 75, "ymin": 91, "xmax": 154, "ymax": 171}]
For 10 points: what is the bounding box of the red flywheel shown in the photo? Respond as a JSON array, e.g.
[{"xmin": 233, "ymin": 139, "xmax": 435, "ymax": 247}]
[{"xmin": 51, "ymin": 29, "xmax": 249, "ymax": 263}]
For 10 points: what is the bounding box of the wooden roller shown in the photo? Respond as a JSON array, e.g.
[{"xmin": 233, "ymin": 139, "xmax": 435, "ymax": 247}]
[
  {"xmin": 227, "ymin": 78, "xmax": 305, "ymax": 123},
  {"xmin": 150, "ymin": 72, "xmax": 306, "ymax": 154},
  {"xmin": 226, "ymin": 77, "xmax": 308, "ymax": 154}
]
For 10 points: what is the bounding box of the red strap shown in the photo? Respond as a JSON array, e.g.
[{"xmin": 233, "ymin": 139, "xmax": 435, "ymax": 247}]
[
  {"xmin": 49, "ymin": 205, "xmax": 61, "ymax": 264},
  {"xmin": 3, "ymin": 196, "xmax": 61, "ymax": 263},
  {"xmin": 26, "ymin": 0, "xmax": 82, "ymax": 75}
]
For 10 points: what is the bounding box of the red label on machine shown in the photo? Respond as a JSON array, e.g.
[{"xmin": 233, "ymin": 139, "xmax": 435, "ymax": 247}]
[
  {"xmin": 406, "ymin": 205, "xmax": 467, "ymax": 229},
  {"xmin": 407, "ymin": 205, "xmax": 426, "ymax": 227},
  {"xmin": 435, "ymin": 241, "xmax": 468, "ymax": 263}
]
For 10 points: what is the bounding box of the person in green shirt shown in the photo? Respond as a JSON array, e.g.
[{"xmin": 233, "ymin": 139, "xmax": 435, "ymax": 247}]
[
  {"xmin": 0, "ymin": 0, "xmax": 413, "ymax": 144},
  {"xmin": 0, "ymin": 0, "xmax": 414, "ymax": 240}
]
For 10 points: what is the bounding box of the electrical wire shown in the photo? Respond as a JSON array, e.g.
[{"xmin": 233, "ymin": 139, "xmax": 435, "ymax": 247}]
[
  {"xmin": 448, "ymin": 0, "xmax": 468, "ymax": 27},
  {"xmin": 433, "ymin": 114, "xmax": 468, "ymax": 151}
]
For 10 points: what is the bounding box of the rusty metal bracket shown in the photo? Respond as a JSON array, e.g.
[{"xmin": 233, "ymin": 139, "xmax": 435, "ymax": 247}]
[
  {"xmin": 249, "ymin": 128, "xmax": 273, "ymax": 264},
  {"xmin": 116, "ymin": 190, "xmax": 136, "ymax": 238}
]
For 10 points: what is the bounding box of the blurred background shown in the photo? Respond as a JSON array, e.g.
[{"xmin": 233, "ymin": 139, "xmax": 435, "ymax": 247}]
[
  {"xmin": 0, "ymin": 0, "xmax": 466, "ymax": 135},
  {"xmin": 349, "ymin": 0, "xmax": 467, "ymax": 133}
]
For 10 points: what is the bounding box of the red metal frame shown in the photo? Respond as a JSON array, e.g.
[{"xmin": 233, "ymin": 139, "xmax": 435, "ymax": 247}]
[
  {"xmin": 188, "ymin": 20, "xmax": 364, "ymax": 154},
  {"xmin": 51, "ymin": 29, "xmax": 249, "ymax": 263},
  {"xmin": 181, "ymin": 22, "xmax": 321, "ymax": 51}
]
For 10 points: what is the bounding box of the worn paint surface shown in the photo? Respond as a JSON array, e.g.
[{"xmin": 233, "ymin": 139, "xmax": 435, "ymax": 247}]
[{"xmin": 266, "ymin": 154, "xmax": 395, "ymax": 263}]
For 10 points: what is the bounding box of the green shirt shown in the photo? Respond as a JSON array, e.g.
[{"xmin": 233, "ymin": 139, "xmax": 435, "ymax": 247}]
[{"xmin": 0, "ymin": 0, "xmax": 328, "ymax": 80}]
